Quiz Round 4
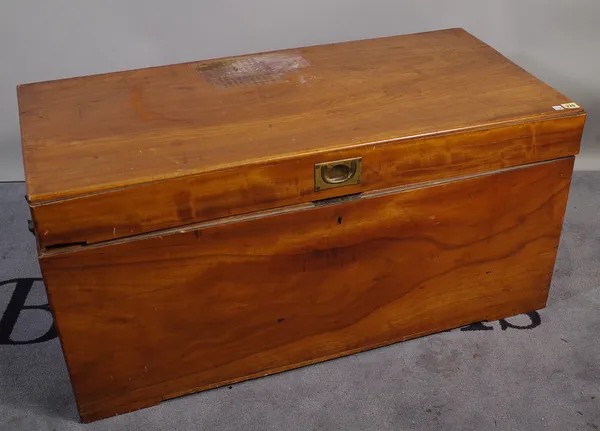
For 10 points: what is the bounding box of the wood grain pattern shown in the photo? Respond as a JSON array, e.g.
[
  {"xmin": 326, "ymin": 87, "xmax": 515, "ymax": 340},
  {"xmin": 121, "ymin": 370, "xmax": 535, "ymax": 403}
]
[
  {"xmin": 40, "ymin": 157, "xmax": 573, "ymax": 422},
  {"xmin": 31, "ymin": 114, "xmax": 584, "ymax": 248},
  {"xmin": 19, "ymin": 28, "xmax": 583, "ymax": 204}
]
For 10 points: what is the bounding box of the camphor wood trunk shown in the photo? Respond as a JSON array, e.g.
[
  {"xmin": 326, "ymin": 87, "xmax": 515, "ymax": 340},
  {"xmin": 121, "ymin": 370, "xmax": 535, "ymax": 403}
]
[{"xmin": 17, "ymin": 28, "xmax": 585, "ymax": 422}]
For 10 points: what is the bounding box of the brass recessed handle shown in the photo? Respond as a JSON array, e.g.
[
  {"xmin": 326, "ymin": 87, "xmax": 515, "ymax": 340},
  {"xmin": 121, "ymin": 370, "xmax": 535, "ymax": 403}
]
[{"xmin": 314, "ymin": 157, "xmax": 362, "ymax": 191}]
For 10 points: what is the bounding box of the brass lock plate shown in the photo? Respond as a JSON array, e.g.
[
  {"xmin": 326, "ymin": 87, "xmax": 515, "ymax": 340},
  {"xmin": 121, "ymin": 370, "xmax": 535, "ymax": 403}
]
[{"xmin": 314, "ymin": 157, "xmax": 362, "ymax": 191}]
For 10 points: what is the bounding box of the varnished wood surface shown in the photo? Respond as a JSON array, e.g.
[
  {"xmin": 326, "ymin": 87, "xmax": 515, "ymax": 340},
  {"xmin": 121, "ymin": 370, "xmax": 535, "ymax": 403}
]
[
  {"xmin": 40, "ymin": 157, "xmax": 573, "ymax": 422},
  {"xmin": 19, "ymin": 28, "xmax": 583, "ymax": 203},
  {"xmin": 31, "ymin": 114, "xmax": 584, "ymax": 248}
]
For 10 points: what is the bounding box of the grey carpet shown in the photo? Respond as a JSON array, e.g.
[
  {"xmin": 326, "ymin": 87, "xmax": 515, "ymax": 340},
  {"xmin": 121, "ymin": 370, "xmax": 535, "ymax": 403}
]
[{"xmin": 1, "ymin": 174, "xmax": 599, "ymax": 431}]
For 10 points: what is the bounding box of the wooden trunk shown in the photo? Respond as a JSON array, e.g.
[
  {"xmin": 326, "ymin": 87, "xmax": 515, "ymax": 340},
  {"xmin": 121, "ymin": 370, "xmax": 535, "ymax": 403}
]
[{"xmin": 18, "ymin": 28, "xmax": 585, "ymax": 422}]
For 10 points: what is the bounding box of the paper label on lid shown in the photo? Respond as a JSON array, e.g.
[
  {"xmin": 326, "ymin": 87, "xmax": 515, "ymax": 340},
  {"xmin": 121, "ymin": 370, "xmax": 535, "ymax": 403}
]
[
  {"xmin": 552, "ymin": 105, "xmax": 565, "ymax": 111},
  {"xmin": 194, "ymin": 52, "xmax": 310, "ymax": 89},
  {"xmin": 561, "ymin": 102, "xmax": 580, "ymax": 109}
]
